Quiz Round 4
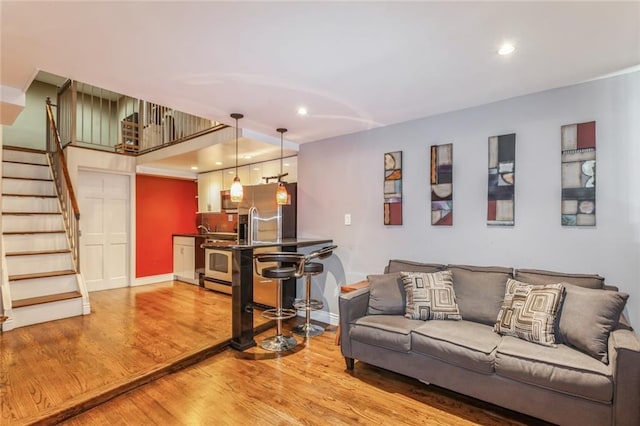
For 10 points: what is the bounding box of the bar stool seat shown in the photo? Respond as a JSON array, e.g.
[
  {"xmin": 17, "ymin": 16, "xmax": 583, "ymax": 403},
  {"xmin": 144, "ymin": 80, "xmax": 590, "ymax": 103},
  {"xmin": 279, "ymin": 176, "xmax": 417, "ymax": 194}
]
[{"xmin": 254, "ymin": 252, "xmax": 305, "ymax": 352}]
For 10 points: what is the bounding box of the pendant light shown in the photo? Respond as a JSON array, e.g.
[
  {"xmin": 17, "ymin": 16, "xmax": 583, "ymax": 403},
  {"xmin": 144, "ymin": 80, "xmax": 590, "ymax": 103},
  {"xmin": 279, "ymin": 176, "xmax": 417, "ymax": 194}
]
[
  {"xmin": 275, "ymin": 127, "xmax": 289, "ymax": 205},
  {"xmin": 229, "ymin": 113, "xmax": 244, "ymax": 202}
]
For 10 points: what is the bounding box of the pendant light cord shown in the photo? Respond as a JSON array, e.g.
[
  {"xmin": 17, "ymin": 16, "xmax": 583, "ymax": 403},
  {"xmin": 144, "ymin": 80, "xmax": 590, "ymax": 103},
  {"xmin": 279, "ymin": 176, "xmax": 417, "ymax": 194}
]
[{"xmin": 277, "ymin": 128, "xmax": 287, "ymax": 181}]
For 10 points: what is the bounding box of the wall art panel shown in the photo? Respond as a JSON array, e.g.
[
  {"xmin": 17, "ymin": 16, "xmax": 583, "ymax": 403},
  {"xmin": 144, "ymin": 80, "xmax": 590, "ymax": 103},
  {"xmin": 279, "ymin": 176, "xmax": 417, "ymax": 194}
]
[
  {"xmin": 384, "ymin": 151, "xmax": 402, "ymax": 225},
  {"xmin": 561, "ymin": 121, "xmax": 596, "ymax": 226},
  {"xmin": 487, "ymin": 133, "xmax": 516, "ymax": 226},
  {"xmin": 430, "ymin": 143, "xmax": 453, "ymax": 225}
]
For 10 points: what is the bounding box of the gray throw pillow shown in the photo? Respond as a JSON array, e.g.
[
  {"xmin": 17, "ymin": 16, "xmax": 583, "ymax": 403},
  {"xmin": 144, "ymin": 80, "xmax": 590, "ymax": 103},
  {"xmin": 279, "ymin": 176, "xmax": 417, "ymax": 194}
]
[
  {"xmin": 385, "ymin": 259, "xmax": 445, "ymax": 274},
  {"xmin": 494, "ymin": 279, "xmax": 565, "ymax": 347},
  {"xmin": 401, "ymin": 270, "xmax": 461, "ymax": 321},
  {"xmin": 557, "ymin": 282, "xmax": 629, "ymax": 364},
  {"xmin": 448, "ymin": 265, "xmax": 513, "ymax": 326},
  {"xmin": 367, "ymin": 273, "xmax": 405, "ymax": 315},
  {"xmin": 515, "ymin": 268, "xmax": 604, "ymax": 289}
]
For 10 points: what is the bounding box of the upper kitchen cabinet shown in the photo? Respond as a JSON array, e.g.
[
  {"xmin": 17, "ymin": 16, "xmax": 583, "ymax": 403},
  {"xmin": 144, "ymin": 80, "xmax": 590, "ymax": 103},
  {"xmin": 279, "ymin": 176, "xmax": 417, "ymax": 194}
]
[
  {"xmin": 261, "ymin": 156, "xmax": 297, "ymax": 184},
  {"xmin": 197, "ymin": 170, "xmax": 223, "ymax": 212},
  {"xmin": 222, "ymin": 165, "xmax": 250, "ymax": 191}
]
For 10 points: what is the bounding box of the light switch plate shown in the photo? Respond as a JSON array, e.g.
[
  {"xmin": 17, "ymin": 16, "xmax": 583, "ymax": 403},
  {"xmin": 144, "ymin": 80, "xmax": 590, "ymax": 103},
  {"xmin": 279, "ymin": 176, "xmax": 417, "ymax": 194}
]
[
  {"xmin": 228, "ymin": 214, "xmax": 233, "ymax": 221},
  {"xmin": 344, "ymin": 214, "xmax": 351, "ymax": 226}
]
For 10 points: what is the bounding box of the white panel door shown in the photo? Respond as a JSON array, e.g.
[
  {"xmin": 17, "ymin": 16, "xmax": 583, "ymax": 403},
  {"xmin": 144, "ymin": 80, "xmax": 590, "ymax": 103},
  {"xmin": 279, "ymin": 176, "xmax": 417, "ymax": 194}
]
[{"xmin": 78, "ymin": 171, "xmax": 130, "ymax": 292}]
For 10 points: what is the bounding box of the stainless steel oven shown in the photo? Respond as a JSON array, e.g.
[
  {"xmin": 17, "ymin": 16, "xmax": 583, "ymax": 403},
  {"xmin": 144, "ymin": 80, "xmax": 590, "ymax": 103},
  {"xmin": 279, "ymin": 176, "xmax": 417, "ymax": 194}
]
[{"xmin": 204, "ymin": 248, "xmax": 232, "ymax": 294}]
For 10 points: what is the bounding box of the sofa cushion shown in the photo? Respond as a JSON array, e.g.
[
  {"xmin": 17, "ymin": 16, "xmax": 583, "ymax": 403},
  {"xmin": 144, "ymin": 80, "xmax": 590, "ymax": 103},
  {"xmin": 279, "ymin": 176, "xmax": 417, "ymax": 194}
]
[
  {"xmin": 367, "ymin": 273, "xmax": 405, "ymax": 315},
  {"xmin": 494, "ymin": 279, "xmax": 564, "ymax": 347},
  {"xmin": 495, "ymin": 336, "xmax": 613, "ymax": 403},
  {"xmin": 515, "ymin": 268, "xmax": 604, "ymax": 289},
  {"xmin": 386, "ymin": 259, "xmax": 446, "ymax": 274},
  {"xmin": 401, "ymin": 270, "xmax": 461, "ymax": 321},
  {"xmin": 557, "ymin": 283, "xmax": 629, "ymax": 364},
  {"xmin": 412, "ymin": 320, "xmax": 500, "ymax": 374},
  {"xmin": 349, "ymin": 315, "xmax": 423, "ymax": 353},
  {"xmin": 447, "ymin": 264, "xmax": 513, "ymax": 326}
]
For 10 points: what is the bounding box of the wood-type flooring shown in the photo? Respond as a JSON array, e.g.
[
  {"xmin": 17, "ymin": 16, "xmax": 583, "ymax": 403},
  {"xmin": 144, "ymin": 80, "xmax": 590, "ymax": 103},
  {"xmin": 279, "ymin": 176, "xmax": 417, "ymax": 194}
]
[
  {"xmin": 2, "ymin": 281, "xmax": 549, "ymax": 425},
  {"xmin": 0, "ymin": 281, "xmax": 239, "ymax": 425}
]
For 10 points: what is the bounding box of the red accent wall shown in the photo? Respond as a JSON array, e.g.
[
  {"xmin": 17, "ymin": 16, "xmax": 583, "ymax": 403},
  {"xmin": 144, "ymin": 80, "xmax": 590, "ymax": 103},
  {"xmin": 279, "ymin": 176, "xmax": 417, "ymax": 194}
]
[{"xmin": 136, "ymin": 175, "xmax": 197, "ymax": 278}]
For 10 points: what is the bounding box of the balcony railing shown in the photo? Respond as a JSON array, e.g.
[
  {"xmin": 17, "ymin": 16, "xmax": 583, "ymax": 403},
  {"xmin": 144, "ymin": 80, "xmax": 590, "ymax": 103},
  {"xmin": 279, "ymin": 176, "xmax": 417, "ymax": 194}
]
[{"xmin": 57, "ymin": 80, "xmax": 223, "ymax": 154}]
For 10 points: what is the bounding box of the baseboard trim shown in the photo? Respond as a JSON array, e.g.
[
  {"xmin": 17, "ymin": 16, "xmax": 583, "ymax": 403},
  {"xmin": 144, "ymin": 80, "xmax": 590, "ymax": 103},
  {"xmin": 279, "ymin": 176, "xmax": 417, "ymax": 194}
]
[
  {"xmin": 300, "ymin": 309, "xmax": 339, "ymax": 326},
  {"xmin": 133, "ymin": 274, "xmax": 174, "ymax": 287}
]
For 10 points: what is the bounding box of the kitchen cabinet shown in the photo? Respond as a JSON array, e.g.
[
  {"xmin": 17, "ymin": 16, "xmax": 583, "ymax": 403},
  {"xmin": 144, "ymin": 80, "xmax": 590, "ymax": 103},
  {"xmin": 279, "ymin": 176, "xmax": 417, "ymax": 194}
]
[
  {"xmin": 197, "ymin": 170, "xmax": 223, "ymax": 213},
  {"xmin": 173, "ymin": 236, "xmax": 197, "ymax": 285},
  {"xmin": 222, "ymin": 165, "xmax": 250, "ymax": 191}
]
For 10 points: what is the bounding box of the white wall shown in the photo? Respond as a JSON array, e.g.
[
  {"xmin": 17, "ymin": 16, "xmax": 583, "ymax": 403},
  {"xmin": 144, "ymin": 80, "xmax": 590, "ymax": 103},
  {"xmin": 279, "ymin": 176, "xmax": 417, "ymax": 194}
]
[{"xmin": 298, "ymin": 71, "xmax": 640, "ymax": 328}]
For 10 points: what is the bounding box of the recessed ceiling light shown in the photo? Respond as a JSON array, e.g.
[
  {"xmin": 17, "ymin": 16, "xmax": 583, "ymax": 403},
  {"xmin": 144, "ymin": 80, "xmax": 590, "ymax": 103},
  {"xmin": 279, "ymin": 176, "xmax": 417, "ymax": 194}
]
[
  {"xmin": 297, "ymin": 106, "xmax": 308, "ymax": 116},
  {"xmin": 498, "ymin": 43, "xmax": 515, "ymax": 56},
  {"xmin": 284, "ymin": 163, "xmax": 290, "ymax": 167},
  {"xmin": 215, "ymin": 161, "xmax": 222, "ymax": 166},
  {"xmin": 243, "ymin": 155, "xmax": 252, "ymax": 159},
  {"xmin": 191, "ymin": 166, "xmax": 198, "ymax": 170},
  {"xmin": 253, "ymin": 167, "xmax": 260, "ymax": 171}
]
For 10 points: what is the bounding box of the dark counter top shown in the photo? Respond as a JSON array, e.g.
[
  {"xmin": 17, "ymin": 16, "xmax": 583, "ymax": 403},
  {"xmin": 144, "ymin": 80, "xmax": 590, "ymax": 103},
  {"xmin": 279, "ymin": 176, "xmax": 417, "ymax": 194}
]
[
  {"xmin": 200, "ymin": 237, "xmax": 333, "ymax": 250},
  {"xmin": 173, "ymin": 232, "xmax": 238, "ymax": 240}
]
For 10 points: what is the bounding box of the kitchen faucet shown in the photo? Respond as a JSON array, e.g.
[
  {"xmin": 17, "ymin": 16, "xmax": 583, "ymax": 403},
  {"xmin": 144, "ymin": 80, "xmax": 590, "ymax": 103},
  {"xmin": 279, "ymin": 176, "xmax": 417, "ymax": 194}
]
[{"xmin": 197, "ymin": 224, "xmax": 210, "ymax": 234}]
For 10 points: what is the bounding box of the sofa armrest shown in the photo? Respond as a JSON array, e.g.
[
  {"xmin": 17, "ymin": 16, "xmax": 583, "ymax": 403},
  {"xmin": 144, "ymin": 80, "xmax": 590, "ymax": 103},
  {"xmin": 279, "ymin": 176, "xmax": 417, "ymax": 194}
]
[
  {"xmin": 339, "ymin": 286, "xmax": 370, "ymax": 358},
  {"xmin": 610, "ymin": 328, "xmax": 640, "ymax": 426}
]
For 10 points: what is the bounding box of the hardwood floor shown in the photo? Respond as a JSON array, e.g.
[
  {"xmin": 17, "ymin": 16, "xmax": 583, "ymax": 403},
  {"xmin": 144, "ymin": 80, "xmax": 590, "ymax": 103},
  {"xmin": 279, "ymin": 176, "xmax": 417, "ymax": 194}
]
[
  {"xmin": 2, "ymin": 281, "xmax": 548, "ymax": 425},
  {"xmin": 61, "ymin": 323, "xmax": 548, "ymax": 426},
  {"xmin": 0, "ymin": 281, "xmax": 239, "ymax": 425}
]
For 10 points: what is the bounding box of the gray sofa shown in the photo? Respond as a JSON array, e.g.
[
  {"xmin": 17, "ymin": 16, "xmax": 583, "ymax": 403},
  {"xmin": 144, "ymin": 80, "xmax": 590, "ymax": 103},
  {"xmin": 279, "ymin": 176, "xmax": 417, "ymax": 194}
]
[{"xmin": 339, "ymin": 260, "xmax": 640, "ymax": 426}]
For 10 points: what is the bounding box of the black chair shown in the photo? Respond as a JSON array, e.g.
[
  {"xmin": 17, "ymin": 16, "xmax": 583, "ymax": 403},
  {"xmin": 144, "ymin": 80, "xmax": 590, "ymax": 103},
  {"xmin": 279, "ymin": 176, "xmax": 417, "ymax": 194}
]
[
  {"xmin": 254, "ymin": 252, "xmax": 305, "ymax": 351},
  {"xmin": 292, "ymin": 245, "xmax": 338, "ymax": 338}
]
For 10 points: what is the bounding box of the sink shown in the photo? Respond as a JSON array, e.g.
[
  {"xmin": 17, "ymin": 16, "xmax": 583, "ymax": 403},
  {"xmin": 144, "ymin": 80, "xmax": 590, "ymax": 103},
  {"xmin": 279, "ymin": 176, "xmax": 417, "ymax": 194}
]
[{"xmin": 201, "ymin": 232, "xmax": 238, "ymax": 241}]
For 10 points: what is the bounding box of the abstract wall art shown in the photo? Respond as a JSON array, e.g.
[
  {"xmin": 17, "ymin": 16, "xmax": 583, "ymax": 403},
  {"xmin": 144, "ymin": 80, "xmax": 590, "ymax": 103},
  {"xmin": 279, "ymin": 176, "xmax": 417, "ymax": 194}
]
[
  {"xmin": 430, "ymin": 143, "xmax": 453, "ymax": 225},
  {"xmin": 487, "ymin": 133, "xmax": 516, "ymax": 226},
  {"xmin": 561, "ymin": 121, "xmax": 596, "ymax": 226},
  {"xmin": 384, "ymin": 151, "xmax": 403, "ymax": 225}
]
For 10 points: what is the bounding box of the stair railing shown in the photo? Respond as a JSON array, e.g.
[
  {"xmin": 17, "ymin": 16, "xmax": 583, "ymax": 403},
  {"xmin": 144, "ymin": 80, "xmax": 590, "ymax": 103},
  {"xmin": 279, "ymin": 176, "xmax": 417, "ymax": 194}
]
[{"xmin": 46, "ymin": 98, "xmax": 81, "ymax": 272}]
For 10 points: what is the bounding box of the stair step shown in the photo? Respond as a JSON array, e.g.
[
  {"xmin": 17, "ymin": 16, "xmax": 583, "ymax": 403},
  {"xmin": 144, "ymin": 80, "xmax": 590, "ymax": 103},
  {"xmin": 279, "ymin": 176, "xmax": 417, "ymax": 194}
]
[
  {"xmin": 9, "ymin": 270, "xmax": 77, "ymax": 281},
  {"xmin": 12, "ymin": 291, "xmax": 82, "ymax": 309},
  {"xmin": 2, "ymin": 193, "xmax": 57, "ymax": 198},
  {"xmin": 3, "ymin": 232, "xmax": 69, "ymax": 252},
  {"xmin": 2, "ymin": 160, "xmax": 49, "ymax": 167},
  {"xmin": 2, "ymin": 147, "xmax": 48, "ymax": 165},
  {"xmin": 6, "ymin": 251, "xmax": 75, "ymax": 276},
  {"xmin": 2, "ymin": 162, "xmax": 52, "ymax": 180},
  {"xmin": 3, "ymin": 230, "xmax": 66, "ymax": 235},
  {"xmin": 2, "ymin": 213, "xmax": 64, "ymax": 232},
  {"xmin": 2, "ymin": 178, "xmax": 56, "ymax": 196},
  {"xmin": 6, "ymin": 249, "xmax": 71, "ymax": 256},
  {"xmin": 2, "ymin": 212, "xmax": 61, "ymax": 215},
  {"xmin": 2, "ymin": 176, "xmax": 53, "ymax": 182}
]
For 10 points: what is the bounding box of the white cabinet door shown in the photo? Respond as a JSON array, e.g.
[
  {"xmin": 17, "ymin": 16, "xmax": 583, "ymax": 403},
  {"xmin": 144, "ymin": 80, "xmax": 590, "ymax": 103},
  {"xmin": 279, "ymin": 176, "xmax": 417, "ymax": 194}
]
[
  {"xmin": 223, "ymin": 166, "xmax": 250, "ymax": 190},
  {"xmin": 173, "ymin": 237, "xmax": 196, "ymax": 284},
  {"xmin": 207, "ymin": 171, "xmax": 223, "ymax": 212},
  {"xmin": 198, "ymin": 171, "xmax": 223, "ymax": 212}
]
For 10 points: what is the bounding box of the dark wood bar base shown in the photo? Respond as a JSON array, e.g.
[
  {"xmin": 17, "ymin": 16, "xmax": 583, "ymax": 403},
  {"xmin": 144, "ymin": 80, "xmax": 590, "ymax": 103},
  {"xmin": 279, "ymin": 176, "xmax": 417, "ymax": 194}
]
[{"xmin": 227, "ymin": 238, "xmax": 333, "ymax": 350}]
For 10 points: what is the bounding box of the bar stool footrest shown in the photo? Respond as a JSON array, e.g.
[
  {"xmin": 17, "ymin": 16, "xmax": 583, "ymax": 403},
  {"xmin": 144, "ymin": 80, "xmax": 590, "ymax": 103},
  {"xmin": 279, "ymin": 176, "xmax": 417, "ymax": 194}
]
[
  {"xmin": 292, "ymin": 322, "xmax": 325, "ymax": 337},
  {"xmin": 293, "ymin": 299, "xmax": 324, "ymax": 311},
  {"xmin": 261, "ymin": 308, "xmax": 297, "ymax": 321},
  {"xmin": 260, "ymin": 335, "xmax": 297, "ymax": 352}
]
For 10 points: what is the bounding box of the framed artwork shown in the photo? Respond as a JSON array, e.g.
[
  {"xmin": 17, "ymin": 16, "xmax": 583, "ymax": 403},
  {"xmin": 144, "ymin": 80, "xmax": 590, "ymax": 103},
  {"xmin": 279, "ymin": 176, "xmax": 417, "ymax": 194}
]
[
  {"xmin": 487, "ymin": 133, "xmax": 516, "ymax": 226},
  {"xmin": 430, "ymin": 143, "xmax": 453, "ymax": 225},
  {"xmin": 384, "ymin": 151, "xmax": 402, "ymax": 225},
  {"xmin": 561, "ymin": 121, "xmax": 596, "ymax": 226}
]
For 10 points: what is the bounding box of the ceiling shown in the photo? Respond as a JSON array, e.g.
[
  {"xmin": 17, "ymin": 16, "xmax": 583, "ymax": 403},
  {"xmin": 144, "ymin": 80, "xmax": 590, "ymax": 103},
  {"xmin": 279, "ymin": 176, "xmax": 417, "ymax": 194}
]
[{"xmin": 2, "ymin": 2, "xmax": 639, "ymax": 151}]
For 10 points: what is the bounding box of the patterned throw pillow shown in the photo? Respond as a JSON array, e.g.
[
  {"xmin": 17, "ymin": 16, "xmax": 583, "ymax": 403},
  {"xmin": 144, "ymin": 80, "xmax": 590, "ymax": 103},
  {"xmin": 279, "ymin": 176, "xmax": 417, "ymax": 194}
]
[
  {"xmin": 494, "ymin": 279, "xmax": 565, "ymax": 346},
  {"xmin": 401, "ymin": 270, "xmax": 462, "ymax": 321}
]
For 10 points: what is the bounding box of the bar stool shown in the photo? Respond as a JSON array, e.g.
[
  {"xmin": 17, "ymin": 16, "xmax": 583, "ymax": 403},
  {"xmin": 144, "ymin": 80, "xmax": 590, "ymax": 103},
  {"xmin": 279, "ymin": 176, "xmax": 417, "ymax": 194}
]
[
  {"xmin": 254, "ymin": 252, "xmax": 305, "ymax": 352},
  {"xmin": 292, "ymin": 245, "xmax": 338, "ymax": 338}
]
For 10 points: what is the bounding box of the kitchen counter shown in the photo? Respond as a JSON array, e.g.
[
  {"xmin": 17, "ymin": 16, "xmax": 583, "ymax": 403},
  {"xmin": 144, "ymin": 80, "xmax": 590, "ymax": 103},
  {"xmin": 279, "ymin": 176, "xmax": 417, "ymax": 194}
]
[
  {"xmin": 201, "ymin": 237, "xmax": 333, "ymax": 250},
  {"xmin": 208, "ymin": 237, "xmax": 333, "ymax": 351}
]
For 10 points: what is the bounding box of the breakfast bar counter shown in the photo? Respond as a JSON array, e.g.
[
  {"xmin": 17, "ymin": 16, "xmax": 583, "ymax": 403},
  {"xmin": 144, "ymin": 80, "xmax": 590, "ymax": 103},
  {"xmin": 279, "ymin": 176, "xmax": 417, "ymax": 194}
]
[{"xmin": 201, "ymin": 238, "xmax": 333, "ymax": 351}]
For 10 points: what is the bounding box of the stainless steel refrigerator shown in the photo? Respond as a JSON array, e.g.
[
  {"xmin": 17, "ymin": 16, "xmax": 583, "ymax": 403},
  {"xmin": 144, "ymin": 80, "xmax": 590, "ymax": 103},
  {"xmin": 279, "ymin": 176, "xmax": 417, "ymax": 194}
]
[
  {"xmin": 237, "ymin": 182, "xmax": 297, "ymax": 308},
  {"xmin": 237, "ymin": 182, "xmax": 297, "ymax": 244}
]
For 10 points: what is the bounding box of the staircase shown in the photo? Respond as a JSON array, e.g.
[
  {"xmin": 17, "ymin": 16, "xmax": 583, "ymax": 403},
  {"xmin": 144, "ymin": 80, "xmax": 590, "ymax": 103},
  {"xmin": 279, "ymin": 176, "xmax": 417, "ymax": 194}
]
[{"xmin": 1, "ymin": 146, "xmax": 90, "ymax": 330}]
